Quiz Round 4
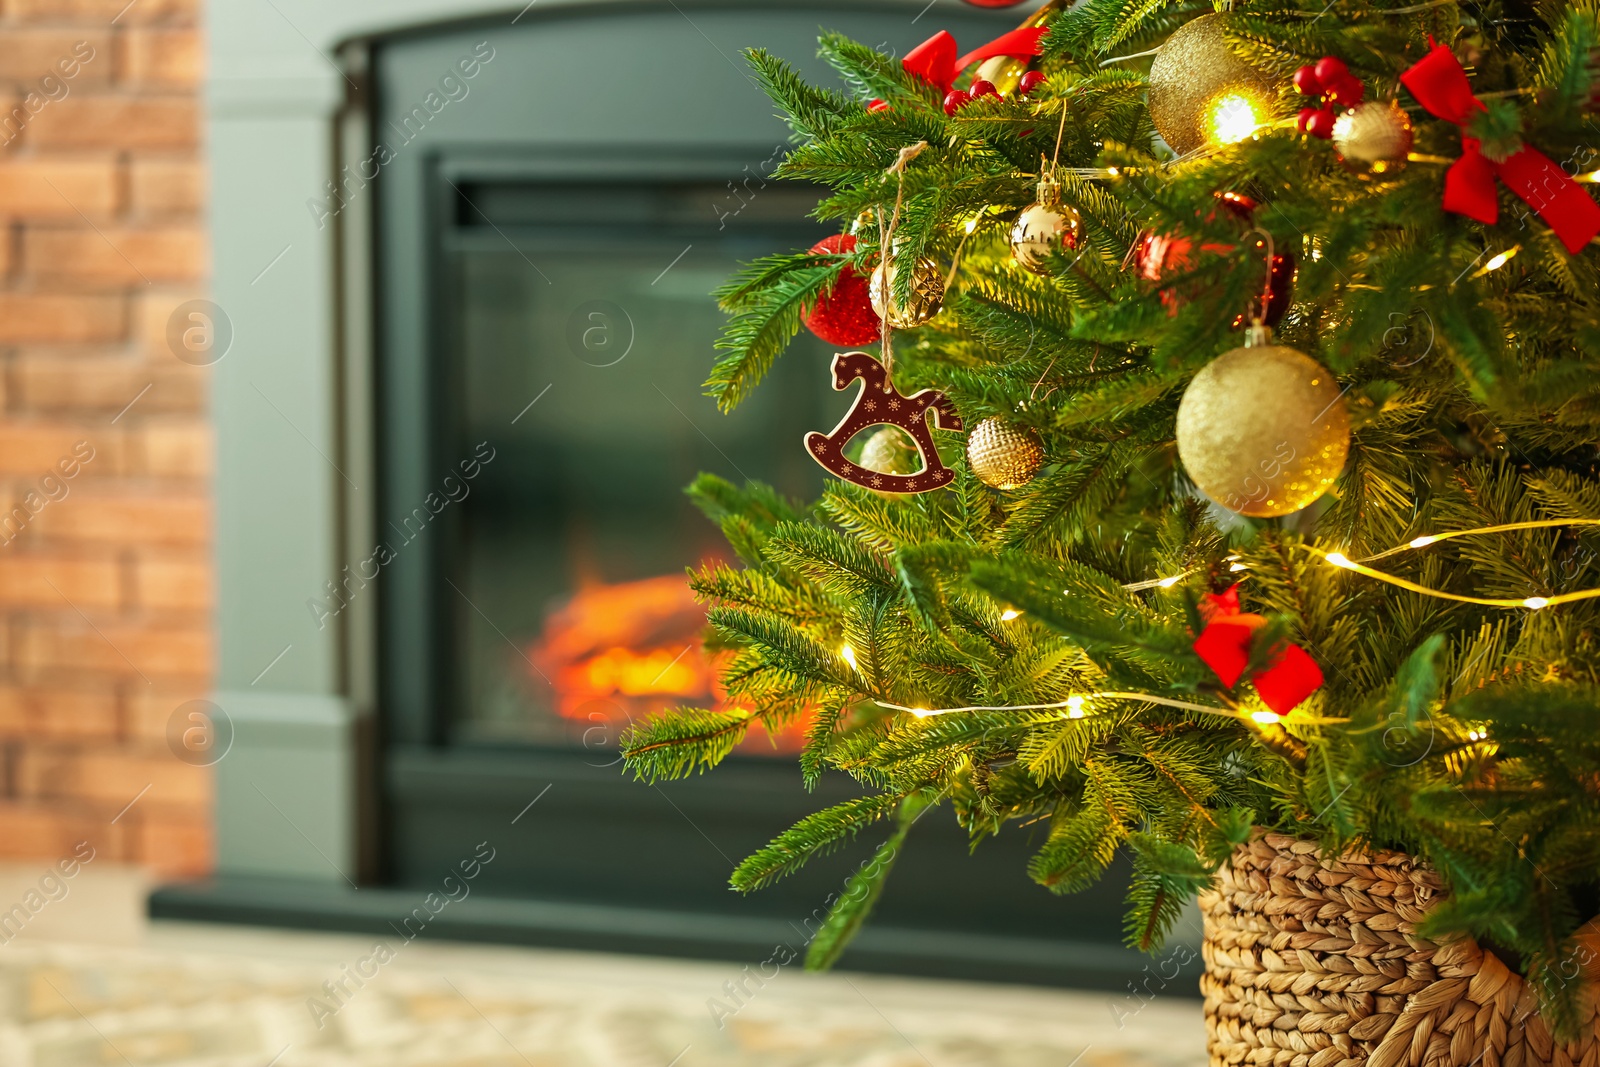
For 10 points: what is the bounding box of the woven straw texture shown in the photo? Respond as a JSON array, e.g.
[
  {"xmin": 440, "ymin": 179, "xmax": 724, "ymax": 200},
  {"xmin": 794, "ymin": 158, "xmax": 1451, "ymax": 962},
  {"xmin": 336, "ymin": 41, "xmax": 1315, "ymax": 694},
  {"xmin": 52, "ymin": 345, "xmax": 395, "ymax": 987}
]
[{"xmin": 1200, "ymin": 832, "xmax": 1599, "ymax": 1067}]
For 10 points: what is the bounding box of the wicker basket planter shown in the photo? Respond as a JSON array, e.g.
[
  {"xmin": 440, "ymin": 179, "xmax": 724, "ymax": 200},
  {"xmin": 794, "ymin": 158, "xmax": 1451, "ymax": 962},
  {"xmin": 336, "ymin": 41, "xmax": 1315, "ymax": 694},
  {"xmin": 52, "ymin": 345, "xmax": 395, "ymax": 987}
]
[{"xmin": 1200, "ymin": 832, "xmax": 1598, "ymax": 1067}]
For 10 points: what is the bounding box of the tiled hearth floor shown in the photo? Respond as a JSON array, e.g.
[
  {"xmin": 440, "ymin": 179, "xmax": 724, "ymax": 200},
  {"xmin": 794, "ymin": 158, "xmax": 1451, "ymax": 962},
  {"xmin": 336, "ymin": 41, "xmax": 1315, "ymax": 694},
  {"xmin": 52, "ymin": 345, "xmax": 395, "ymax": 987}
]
[{"xmin": 0, "ymin": 922, "xmax": 1204, "ymax": 1067}]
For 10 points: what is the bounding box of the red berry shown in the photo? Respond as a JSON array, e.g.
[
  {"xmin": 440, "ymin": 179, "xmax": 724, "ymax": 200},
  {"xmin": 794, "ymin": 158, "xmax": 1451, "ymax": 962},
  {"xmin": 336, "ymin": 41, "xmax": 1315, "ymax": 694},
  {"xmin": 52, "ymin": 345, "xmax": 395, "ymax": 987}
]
[
  {"xmin": 943, "ymin": 89, "xmax": 971, "ymax": 115},
  {"xmin": 1305, "ymin": 107, "xmax": 1337, "ymax": 139},
  {"xmin": 1297, "ymin": 106, "xmax": 1319, "ymax": 132},
  {"xmin": 1017, "ymin": 70, "xmax": 1047, "ymax": 96},
  {"xmin": 969, "ymin": 78, "xmax": 998, "ymax": 99},
  {"xmin": 1312, "ymin": 56, "xmax": 1348, "ymax": 85},
  {"xmin": 1292, "ymin": 65, "xmax": 1323, "ymax": 97},
  {"xmin": 1326, "ymin": 74, "xmax": 1364, "ymax": 107},
  {"xmin": 867, "ymin": 98, "xmax": 890, "ymax": 112}
]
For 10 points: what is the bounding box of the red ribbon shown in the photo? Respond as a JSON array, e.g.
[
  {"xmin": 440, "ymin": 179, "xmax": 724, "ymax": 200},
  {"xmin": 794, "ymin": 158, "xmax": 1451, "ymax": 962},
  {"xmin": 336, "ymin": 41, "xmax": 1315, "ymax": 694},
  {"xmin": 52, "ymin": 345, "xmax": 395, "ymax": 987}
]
[
  {"xmin": 1192, "ymin": 586, "xmax": 1324, "ymax": 716},
  {"xmin": 902, "ymin": 26, "xmax": 1048, "ymax": 94},
  {"xmin": 1400, "ymin": 43, "xmax": 1600, "ymax": 255}
]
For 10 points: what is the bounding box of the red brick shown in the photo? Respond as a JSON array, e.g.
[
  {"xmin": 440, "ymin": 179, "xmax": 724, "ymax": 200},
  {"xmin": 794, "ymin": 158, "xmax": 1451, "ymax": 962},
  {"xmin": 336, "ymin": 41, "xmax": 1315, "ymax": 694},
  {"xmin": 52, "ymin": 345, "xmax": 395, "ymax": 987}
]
[
  {"xmin": 0, "ymin": 157, "xmax": 118, "ymax": 219},
  {"xmin": 127, "ymin": 156, "xmax": 201, "ymax": 216},
  {"xmin": 11, "ymin": 352, "xmax": 205, "ymax": 416},
  {"xmin": 16, "ymin": 746, "xmax": 210, "ymax": 809},
  {"xmin": 131, "ymin": 810, "xmax": 210, "ymax": 877},
  {"xmin": 126, "ymin": 687, "xmax": 199, "ymax": 745},
  {"xmin": 0, "ymin": 685, "xmax": 119, "ymax": 741},
  {"xmin": 0, "ymin": 33, "xmax": 111, "ymax": 87},
  {"xmin": 132, "ymin": 419, "xmax": 208, "ymax": 478},
  {"xmin": 0, "ymin": 425, "xmax": 112, "ymax": 478},
  {"xmin": 0, "ymin": 801, "xmax": 127, "ymax": 863},
  {"xmin": 4, "ymin": 0, "xmax": 198, "ymax": 23},
  {"xmin": 30, "ymin": 490, "xmax": 207, "ymax": 546},
  {"xmin": 131, "ymin": 553, "xmax": 208, "ymax": 613},
  {"xmin": 0, "ymin": 292, "xmax": 123, "ymax": 342},
  {"xmin": 24, "ymin": 224, "xmax": 205, "ymax": 283},
  {"xmin": 15, "ymin": 619, "xmax": 211, "ymax": 681},
  {"xmin": 26, "ymin": 96, "xmax": 197, "ymax": 150},
  {"xmin": 116, "ymin": 29, "xmax": 198, "ymax": 89},
  {"xmin": 0, "ymin": 551, "xmax": 121, "ymax": 610}
]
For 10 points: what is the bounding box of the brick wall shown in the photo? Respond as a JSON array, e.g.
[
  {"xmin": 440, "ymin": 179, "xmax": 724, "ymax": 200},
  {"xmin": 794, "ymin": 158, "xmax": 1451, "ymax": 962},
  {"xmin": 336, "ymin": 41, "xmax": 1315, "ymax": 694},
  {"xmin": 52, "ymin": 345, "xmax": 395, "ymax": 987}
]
[{"xmin": 0, "ymin": 0, "xmax": 211, "ymax": 878}]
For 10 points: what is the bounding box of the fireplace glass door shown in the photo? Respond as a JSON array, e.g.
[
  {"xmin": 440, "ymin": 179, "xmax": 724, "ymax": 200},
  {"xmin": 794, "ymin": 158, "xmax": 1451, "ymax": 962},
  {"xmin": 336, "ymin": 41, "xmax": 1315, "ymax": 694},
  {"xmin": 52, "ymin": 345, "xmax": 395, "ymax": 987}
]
[{"xmin": 444, "ymin": 179, "xmax": 830, "ymax": 752}]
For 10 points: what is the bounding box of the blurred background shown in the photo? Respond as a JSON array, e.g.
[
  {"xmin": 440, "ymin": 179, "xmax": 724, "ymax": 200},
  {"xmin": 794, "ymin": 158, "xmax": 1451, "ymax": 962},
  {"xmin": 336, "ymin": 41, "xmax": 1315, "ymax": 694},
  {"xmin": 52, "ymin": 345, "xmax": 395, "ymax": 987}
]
[{"xmin": 0, "ymin": 0, "xmax": 1199, "ymax": 1062}]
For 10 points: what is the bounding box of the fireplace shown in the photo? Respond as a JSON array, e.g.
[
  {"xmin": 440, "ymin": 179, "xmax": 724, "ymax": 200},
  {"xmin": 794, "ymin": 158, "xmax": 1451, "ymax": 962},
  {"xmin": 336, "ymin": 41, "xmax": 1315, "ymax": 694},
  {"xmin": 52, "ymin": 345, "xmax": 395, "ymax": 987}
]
[{"xmin": 166, "ymin": 0, "xmax": 1190, "ymax": 991}]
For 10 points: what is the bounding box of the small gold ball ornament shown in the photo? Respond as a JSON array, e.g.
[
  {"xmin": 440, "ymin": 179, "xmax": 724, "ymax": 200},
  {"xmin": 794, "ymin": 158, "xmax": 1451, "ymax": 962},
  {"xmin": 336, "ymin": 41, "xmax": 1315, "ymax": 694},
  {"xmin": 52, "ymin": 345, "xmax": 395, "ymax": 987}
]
[
  {"xmin": 858, "ymin": 426, "xmax": 919, "ymax": 477},
  {"xmin": 869, "ymin": 255, "xmax": 944, "ymax": 328},
  {"xmin": 1331, "ymin": 100, "xmax": 1413, "ymax": 175},
  {"xmin": 1010, "ymin": 175, "xmax": 1084, "ymax": 275},
  {"xmin": 1175, "ymin": 327, "xmax": 1350, "ymax": 517},
  {"xmin": 966, "ymin": 418, "xmax": 1045, "ymax": 490},
  {"xmin": 1147, "ymin": 13, "xmax": 1277, "ymax": 156}
]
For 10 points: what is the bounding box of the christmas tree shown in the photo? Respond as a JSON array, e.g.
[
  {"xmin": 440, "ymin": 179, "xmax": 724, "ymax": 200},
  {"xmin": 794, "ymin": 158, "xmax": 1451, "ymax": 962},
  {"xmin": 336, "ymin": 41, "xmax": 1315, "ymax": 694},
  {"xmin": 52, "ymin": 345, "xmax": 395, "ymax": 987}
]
[{"xmin": 620, "ymin": 0, "xmax": 1600, "ymax": 1031}]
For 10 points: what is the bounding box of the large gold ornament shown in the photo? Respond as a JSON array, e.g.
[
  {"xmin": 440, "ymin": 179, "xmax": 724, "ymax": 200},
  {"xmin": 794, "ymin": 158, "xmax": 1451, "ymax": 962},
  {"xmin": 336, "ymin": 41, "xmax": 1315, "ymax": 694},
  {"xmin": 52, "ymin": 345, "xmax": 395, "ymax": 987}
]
[
  {"xmin": 1175, "ymin": 327, "xmax": 1350, "ymax": 517},
  {"xmin": 1331, "ymin": 100, "xmax": 1413, "ymax": 175},
  {"xmin": 1147, "ymin": 13, "xmax": 1277, "ymax": 157},
  {"xmin": 966, "ymin": 418, "xmax": 1045, "ymax": 490},
  {"xmin": 1010, "ymin": 175, "xmax": 1083, "ymax": 275},
  {"xmin": 869, "ymin": 255, "xmax": 944, "ymax": 328}
]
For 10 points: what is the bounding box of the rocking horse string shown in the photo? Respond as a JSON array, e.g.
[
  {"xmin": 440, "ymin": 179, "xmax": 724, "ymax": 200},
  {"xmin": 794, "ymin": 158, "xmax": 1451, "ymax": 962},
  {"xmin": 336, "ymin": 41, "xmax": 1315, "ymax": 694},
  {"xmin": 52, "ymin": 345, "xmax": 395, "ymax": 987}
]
[{"xmin": 877, "ymin": 140, "xmax": 928, "ymax": 382}]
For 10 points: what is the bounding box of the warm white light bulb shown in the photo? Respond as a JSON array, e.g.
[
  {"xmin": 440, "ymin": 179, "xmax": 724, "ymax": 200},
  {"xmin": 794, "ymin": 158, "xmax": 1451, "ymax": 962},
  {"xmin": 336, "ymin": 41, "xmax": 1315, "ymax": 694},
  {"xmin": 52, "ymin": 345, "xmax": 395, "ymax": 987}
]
[
  {"xmin": 1409, "ymin": 536, "xmax": 1436, "ymax": 549},
  {"xmin": 1326, "ymin": 552, "xmax": 1354, "ymax": 569},
  {"xmin": 910, "ymin": 707, "xmax": 932, "ymax": 718},
  {"xmin": 1250, "ymin": 710, "xmax": 1279, "ymax": 724},
  {"xmin": 964, "ymin": 217, "xmax": 979, "ymax": 234},
  {"xmin": 1066, "ymin": 695, "xmax": 1086, "ymax": 719},
  {"xmin": 1207, "ymin": 94, "xmax": 1260, "ymax": 145},
  {"xmin": 840, "ymin": 644, "xmax": 857, "ymax": 669},
  {"xmin": 1523, "ymin": 597, "xmax": 1549, "ymax": 610},
  {"xmin": 1157, "ymin": 575, "xmax": 1182, "ymax": 589},
  {"xmin": 1001, "ymin": 609, "xmax": 1021, "ymax": 621},
  {"xmin": 1229, "ymin": 562, "xmax": 1248, "ymax": 572}
]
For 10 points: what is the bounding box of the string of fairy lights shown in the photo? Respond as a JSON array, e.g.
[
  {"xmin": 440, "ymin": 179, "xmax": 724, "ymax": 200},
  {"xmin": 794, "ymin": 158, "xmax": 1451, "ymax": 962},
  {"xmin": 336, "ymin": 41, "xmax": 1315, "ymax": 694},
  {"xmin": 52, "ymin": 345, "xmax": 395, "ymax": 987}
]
[{"xmin": 838, "ymin": 520, "xmax": 1600, "ymax": 722}]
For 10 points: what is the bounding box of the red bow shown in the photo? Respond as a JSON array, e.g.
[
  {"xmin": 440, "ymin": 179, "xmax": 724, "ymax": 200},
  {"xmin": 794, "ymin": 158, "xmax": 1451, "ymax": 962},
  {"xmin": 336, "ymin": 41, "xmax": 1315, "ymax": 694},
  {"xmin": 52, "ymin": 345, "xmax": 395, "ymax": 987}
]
[
  {"xmin": 1193, "ymin": 586, "xmax": 1324, "ymax": 716},
  {"xmin": 1400, "ymin": 43, "xmax": 1600, "ymax": 255},
  {"xmin": 902, "ymin": 26, "xmax": 1048, "ymax": 94}
]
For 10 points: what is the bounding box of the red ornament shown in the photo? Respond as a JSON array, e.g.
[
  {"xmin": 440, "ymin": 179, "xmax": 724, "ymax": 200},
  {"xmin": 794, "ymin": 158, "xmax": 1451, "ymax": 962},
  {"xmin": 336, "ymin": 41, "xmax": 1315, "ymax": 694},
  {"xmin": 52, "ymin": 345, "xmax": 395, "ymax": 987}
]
[
  {"xmin": 1292, "ymin": 65, "xmax": 1322, "ymax": 96},
  {"xmin": 944, "ymin": 89, "xmax": 972, "ymax": 115},
  {"xmin": 1017, "ymin": 70, "xmax": 1047, "ymax": 96},
  {"xmin": 1312, "ymin": 56, "xmax": 1348, "ymax": 85},
  {"xmin": 1296, "ymin": 107, "xmax": 1319, "ymax": 133},
  {"xmin": 804, "ymin": 352, "xmax": 963, "ymax": 494},
  {"xmin": 1134, "ymin": 192, "xmax": 1293, "ymax": 329},
  {"xmin": 1325, "ymin": 73, "xmax": 1364, "ymax": 108},
  {"xmin": 802, "ymin": 235, "xmax": 882, "ymax": 348},
  {"xmin": 867, "ymin": 98, "xmax": 890, "ymax": 113},
  {"xmin": 1305, "ymin": 107, "xmax": 1337, "ymax": 139},
  {"xmin": 1401, "ymin": 42, "xmax": 1600, "ymax": 255},
  {"xmin": 969, "ymin": 78, "xmax": 999, "ymax": 99},
  {"xmin": 1192, "ymin": 584, "xmax": 1324, "ymax": 716}
]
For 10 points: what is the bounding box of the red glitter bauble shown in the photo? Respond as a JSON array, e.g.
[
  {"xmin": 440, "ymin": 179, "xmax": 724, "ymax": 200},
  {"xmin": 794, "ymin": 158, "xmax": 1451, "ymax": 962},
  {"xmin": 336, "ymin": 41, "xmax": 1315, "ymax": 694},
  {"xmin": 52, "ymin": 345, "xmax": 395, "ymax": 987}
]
[{"xmin": 802, "ymin": 234, "xmax": 882, "ymax": 347}]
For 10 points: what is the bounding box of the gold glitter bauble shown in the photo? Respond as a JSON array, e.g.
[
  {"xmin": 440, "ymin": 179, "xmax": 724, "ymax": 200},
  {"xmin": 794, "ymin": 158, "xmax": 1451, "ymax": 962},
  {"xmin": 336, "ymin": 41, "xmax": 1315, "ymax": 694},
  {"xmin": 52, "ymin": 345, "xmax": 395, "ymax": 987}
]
[
  {"xmin": 858, "ymin": 426, "xmax": 919, "ymax": 477},
  {"xmin": 1331, "ymin": 100, "xmax": 1413, "ymax": 175},
  {"xmin": 966, "ymin": 418, "xmax": 1045, "ymax": 490},
  {"xmin": 1010, "ymin": 176, "xmax": 1084, "ymax": 275},
  {"xmin": 1147, "ymin": 13, "xmax": 1277, "ymax": 156},
  {"xmin": 869, "ymin": 256, "xmax": 944, "ymax": 328},
  {"xmin": 1175, "ymin": 329, "xmax": 1350, "ymax": 517}
]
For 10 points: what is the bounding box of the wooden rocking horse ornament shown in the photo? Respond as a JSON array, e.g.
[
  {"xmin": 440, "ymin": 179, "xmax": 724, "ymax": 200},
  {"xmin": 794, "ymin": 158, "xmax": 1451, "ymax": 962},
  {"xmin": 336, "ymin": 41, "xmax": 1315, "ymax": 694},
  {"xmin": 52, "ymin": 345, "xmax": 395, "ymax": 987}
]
[{"xmin": 804, "ymin": 351, "xmax": 964, "ymax": 493}]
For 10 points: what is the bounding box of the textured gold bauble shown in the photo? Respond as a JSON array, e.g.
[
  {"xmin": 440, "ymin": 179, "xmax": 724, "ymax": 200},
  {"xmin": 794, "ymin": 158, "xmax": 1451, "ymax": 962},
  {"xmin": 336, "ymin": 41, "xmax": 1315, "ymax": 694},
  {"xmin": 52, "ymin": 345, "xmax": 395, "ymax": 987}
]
[
  {"xmin": 1175, "ymin": 329, "xmax": 1350, "ymax": 517},
  {"xmin": 966, "ymin": 418, "xmax": 1045, "ymax": 490},
  {"xmin": 1010, "ymin": 176, "xmax": 1084, "ymax": 275},
  {"xmin": 869, "ymin": 256, "xmax": 944, "ymax": 328},
  {"xmin": 858, "ymin": 426, "xmax": 920, "ymax": 477},
  {"xmin": 1332, "ymin": 100, "xmax": 1413, "ymax": 175},
  {"xmin": 1147, "ymin": 13, "xmax": 1277, "ymax": 156}
]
